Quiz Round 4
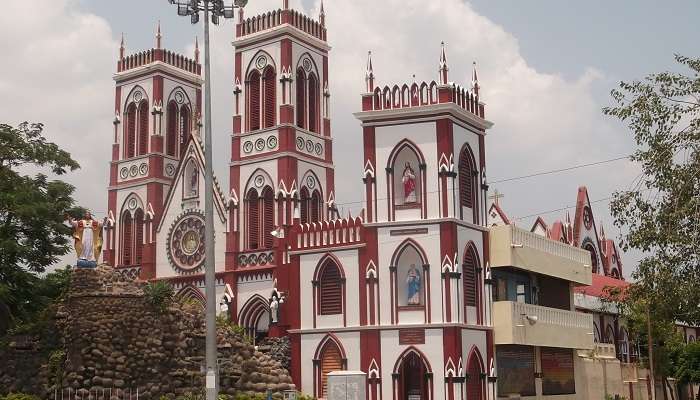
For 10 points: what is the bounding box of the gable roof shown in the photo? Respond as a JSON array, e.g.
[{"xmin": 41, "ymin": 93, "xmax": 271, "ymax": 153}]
[
  {"xmin": 488, "ymin": 201, "xmax": 511, "ymax": 226},
  {"xmin": 574, "ymin": 273, "xmax": 630, "ymax": 298}
]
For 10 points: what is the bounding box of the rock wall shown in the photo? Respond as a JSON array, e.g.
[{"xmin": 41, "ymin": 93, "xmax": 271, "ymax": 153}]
[{"xmin": 0, "ymin": 266, "xmax": 294, "ymax": 399}]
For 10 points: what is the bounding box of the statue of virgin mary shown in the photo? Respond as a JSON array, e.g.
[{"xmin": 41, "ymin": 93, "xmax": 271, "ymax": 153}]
[{"xmin": 406, "ymin": 264, "xmax": 421, "ymax": 305}]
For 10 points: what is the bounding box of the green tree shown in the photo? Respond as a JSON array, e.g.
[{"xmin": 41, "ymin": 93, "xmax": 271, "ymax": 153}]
[
  {"xmin": 0, "ymin": 122, "xmax": 80, "ymax": 330},
  {"xmin": 675, "ymin": 342, "xmax": 700, "ymax": 385}
]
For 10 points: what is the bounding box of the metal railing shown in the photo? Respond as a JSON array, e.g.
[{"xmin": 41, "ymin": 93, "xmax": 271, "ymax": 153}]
[{"xmin": 54, "ymin": 388, "xmax": 139, "ymax": 400}]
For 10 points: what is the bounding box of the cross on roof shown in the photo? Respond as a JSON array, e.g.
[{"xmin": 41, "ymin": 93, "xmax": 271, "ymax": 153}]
[{"xmin": 489, "ymin": 189, "xmax": 504, "ymax": 206}]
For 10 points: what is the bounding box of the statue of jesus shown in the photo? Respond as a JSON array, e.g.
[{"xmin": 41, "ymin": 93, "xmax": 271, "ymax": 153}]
[
  {"xmin": 402, "ymin": 161, "xmax": 417, "ymax": 204},
  {"xmin": 65, "ymin": 211, "xmax": 104, "ymax": 268}
]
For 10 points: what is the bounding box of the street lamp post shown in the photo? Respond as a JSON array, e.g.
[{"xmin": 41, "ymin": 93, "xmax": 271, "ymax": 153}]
[{"xmin": 166, "ymin": 1, "xmax": 248, "ymax": 399}]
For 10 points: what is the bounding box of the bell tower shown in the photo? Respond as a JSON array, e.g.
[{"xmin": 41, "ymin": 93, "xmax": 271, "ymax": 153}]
[
  {"xmin": 227, "ymin": 1, "xmax": 334, "ymax": 270},
  {"xmin": 105, "ymin": 26, "xmax": 202, "ymax": 279}
]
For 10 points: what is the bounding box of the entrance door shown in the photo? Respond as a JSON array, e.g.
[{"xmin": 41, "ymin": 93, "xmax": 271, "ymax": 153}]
[{"xmin": 399, "ymin": 352, "xmax": 427, "ymax": 400}]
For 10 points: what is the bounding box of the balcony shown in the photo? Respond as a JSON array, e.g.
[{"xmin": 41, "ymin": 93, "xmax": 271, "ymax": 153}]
[
  {"xmin": 489, "ymin": 225, "xmax": 591, "ymax": 285},
  {"xmin": 493, "ymin": 301, "xmax": 594, "ymax": 350}
]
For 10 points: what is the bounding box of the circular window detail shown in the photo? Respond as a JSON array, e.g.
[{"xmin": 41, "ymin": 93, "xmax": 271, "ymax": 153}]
[
  {"xmin": 254, "ymin": 175, "xmax": 265, "ymax": 188},
  {"xmin": 296, "ymin": 137, "xmax": 305, "ymax": 151},
  {"xmin": 165, "ymin": 163, "xmax": 176, "ymax": 177},
  {"xmin": 267, "ymin": 136, "xmax": 278, "ymax": 149},
  {"xmin": 314, "ymin": 143, "xmax": 323, "ymax": 155},
  {"xmin": 306, "ymin": 176, "xmax": 315, "ymax": 189},
  {"xmin": 129, "ymin": 165, "xmax": 139, "ymax": 177},
  {"xmin": 167, "ymin": 212, "xmax": 206, "ymax": 272},
  {"xmin": 175, "ymin": 91, "xmax": 184, "ymax": 104},
  {"xmin": 583, "ymin": 206, "xmax": 593, "ymax": 230},
  {"xmin": 243, "ymin": 141, "xmax": 254, "ymax": 154},
  {"xmin": 139, "ymin": 163, "xmax": 148, "ymax": 176},
  {"xmin": 127, "ymin": 198, "xmax": 138, "ymax": 210},
  {"xmin": 306, "ymin": 140, "xmax": 314, "ymax": 153},
  {"xmin": 255, "ymin": 138, "xmax": 266, "ymax": 151},
  {"xmin": 256, "ymin": 55, "xmax": 268, "ymax": 70},
  {"xmin": 120, "ymin": 167, "xmax": 129, "ymax": 179},
  {"xmin": 133, "ymin": 91, "xmax": 143, "ymax": 102},
  {"xmin": 302, "ymin": 58, "xmax": 312, "ymax": 72}
]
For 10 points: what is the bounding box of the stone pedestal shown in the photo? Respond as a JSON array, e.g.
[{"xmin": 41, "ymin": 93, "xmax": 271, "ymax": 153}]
[{"xmin": 327, "ymin": 371, "xmax": 367, "ymax": 400}]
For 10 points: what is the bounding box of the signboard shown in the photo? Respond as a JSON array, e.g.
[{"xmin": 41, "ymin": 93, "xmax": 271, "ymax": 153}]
[
  {"xmin": 399, "ymin": 328, "xmax": 425, "ymax": 345},
  {"xmin": 496, "ymin": 345, "xmax": 536, "ymax": 397},
  {"xmin": 541, "ymin": 347, "xmax": 575, "ymax": 395},
  {"xmin": 390, "ymin": 228, "xmax": 429, "ymax": 236}
]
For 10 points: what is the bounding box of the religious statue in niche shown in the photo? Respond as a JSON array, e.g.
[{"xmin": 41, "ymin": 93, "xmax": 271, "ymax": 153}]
[
  {"xmin": 402, "ymin": 161, "xmax": 417, "ymax": 204},
  {"xmin": 406, "ymin": 264, "xmax": 422, "ymax": 305},
  {"xmin": 65, "ymin": 211, "xmax": 104, "ymax": 268},
  {"xmin": 189, "ymin": 164, "xmax": 198, "ymax": 197}
]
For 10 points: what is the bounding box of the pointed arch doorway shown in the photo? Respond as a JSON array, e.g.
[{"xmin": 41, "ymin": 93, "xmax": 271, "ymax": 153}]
[{"xmin": 394, "ymin": 348, "xmax": 432, "ymax": 400}]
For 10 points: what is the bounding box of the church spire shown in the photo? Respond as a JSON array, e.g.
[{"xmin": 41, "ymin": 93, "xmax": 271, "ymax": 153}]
[
  {"xmin": 471, "ymin": 61, "xmax": 480, "ymax": 97},
  {"xmin": 439, "ymin": 41, "xmax": 449, "ymax": 85},
  {"xmin": 119, "ymin": 33, "xmax": 125, "ymax": 60},
  {"xmin": 365, "ymin": 51, "xmax": 375, "ymax": 93},
  {"xmin": 156, "ymin": 21, "xmax": 162, "ymax": 49},
  {"xmin": 319, "ymin": 0, "xmax": 326, "ymax": 26},
  {"xmin": 194, "ymin": 36, "xmax": 200, "ymax": 63}
]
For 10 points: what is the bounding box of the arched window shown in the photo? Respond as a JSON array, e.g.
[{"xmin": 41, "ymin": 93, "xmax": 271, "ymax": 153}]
[
  {"xmin": 463, "ymin": 243, "xmax": 480, "ymax": 313},
  {"xmin": 300, "ymin": 187, "xmax": 310, "ymax": 224},
  {"xmin": 593, "ymin": 322, "xmax": 601, "ymax": 343},
  {"xmin": 121, "ymin": 212, "xmax": 133, "ymax": 265},
  {"xmin": 318, "ymin": 339, "xmax": 344, "ymax": 398},
  {"xmin": 459, "ymin": 145, "xmax": 478, "ymax": 221},
  {"xmin": 263, "ymin": 66, "xmax": 276, "ymax": 128},
  {"xmin": 605, "ymin": 324, "xmax": 615, "ymax": 344},
  {"xmin": 467, "ymin": 350, "xmax": 485, "ymax": 400},
  {"xmin": 296, "ymin": 68, "xmax": 306, "ymax": 129},
  {"xmin": 308, "ymin": 73, "xmax": 318, "ymax": 133},
  {"xmin": 394, "ymin": 242, "xmax": 425, "ymax": 308},
  {"xmin": 390, "ymin": 141, "xmax": 423, "ymax": 210},
  {"xmin": 180, "ymin": 105, "xmax": 191, "ymax": 157},
  {"xmin": 319, "ymin": 260, "xmax": 343, "ymax": 315},
  {"xmin": 246, "ymin": 189, "xmax": 260, "ymax": 249},
  {"xmin": 583, "ymin": 242, "xmax": 598, "ymax": 274},
  {"xmin": 262, "ymin": 187, "xmax": 275, "ymax": 248},
  {"xmin": 311, "ymin": 190, "xmax": 322, "ymax": 222},
  {"xmin": 248, "ymin": 70, "xmax": 261, "ymax": 131},
  {"xmin": 238, "ymin": 295, "xmax": 270, "ymax": 345},
  {"xmin": 137, "ymin": 100, "xmax": 149, "ymax": 156},
  {"xmin": 134, "ymin": 209, "xmax": 144, "ymax": 265},
  {"xmin": 166, "ymin": 101, "xmax": 178, "ymax": 156},
  {"xmin": 124, "ymin": 103, "xmax": 137, "ymax": 158}
]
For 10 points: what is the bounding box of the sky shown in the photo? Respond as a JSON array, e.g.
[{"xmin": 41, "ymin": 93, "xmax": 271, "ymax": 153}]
[{"xmin": 2, "ymin": 0, "xmax": 698, "ymax": 277}]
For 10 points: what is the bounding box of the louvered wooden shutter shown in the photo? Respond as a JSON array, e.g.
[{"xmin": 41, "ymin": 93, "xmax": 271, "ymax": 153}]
[
  {"xmin": 249, "ymin": 72, "xmax": 261, "ymax": 131},
  {"xmin": 134, "ymin": 210, "xmax": 144, "ymax": 265},
  {"xmin": 321, "ymin": 344, "xmax": 343, "ymax": 398},
  {"xmin": 311, "ymin": 190, "xmax": 321, "ymax": 222},
  {"xmin": 180, "ymin": 106, "xmax": 191, "ymax": 156},
  {"xmin": 467, "ymin": 355, "xmax": 483, "ymax": 400},
  {"xmin": 300, "ymin": 188, "xmax": 309, "ymax": 224},
  {"xmin": 464, "ymin": 247, "xmax": 477, "ymax": 307},
  {"xmin": 460, "ymin": 150, "xmax": 474, "ymax": 208},
  {"xmin": 320, "ymin": 263, "xmax": 342, "ymax": 315},
  {"xmin": 166, "ymin": 101, "xmax": 178, "ymax": 156},
  {"xmin": 125, "ymin": 103, "xmax": 137, "ymax": 158},
  {"xmin": 247, "ymin": 191, "xmax": 259, "ymax": 249},
  {"xmin": 296, "ymin": 69, "xmax": 306, "ymax": 129},
  {"xmin": 138, "ymin": 100, "xmax": 149, "ymax": 155},
  {"xmin": 263, "ymin": 68, "xmax": 276, "ymax": 128},
  {"xmin": 262, "ymin": 188, "xmax": 275, "ymax": 248},
  {"xmin": 308, "ymin": 74, "xmax": 318, "ymax": 133},
  {"xmin": 122, "ymin": 213, "xmax": 133, "ymax": 265}
]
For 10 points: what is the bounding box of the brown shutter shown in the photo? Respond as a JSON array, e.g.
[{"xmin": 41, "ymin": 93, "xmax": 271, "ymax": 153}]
[
  {"xmin": 263, "ymin": 67, "xmax": 276, "ymax": 128},
  {"xmin": 166, "ymin": 101, "xmax": 178, "ymax": 156},
  {"xmin": 460, "ymin": 149, "xmax": 474, "ymax": 208},
  {"xmin": 464, "ymin": 246, "xmax": 477, "ymax": 307},
  {"xmin": 180, "ymin": 106, "xmax": 191, "ymax": 157},
  {"xmin": 308, "ymin": 74, "xmax": 318, "ymax": 133},
  {"xmin": 134, "ymin": 210, "xmax": 144, "ymax": 265},
  {"xmin": 320, "ymin": 262, "xmax": 342, "ymax": 315},
  {"xmin": 247, "ymin": 191, "xmax": 259, "ymax": 249},
  {"xmin": 138, "ymin": 100, "xmax": 149, "ymax": 156},
  {"xmin": 321, "ymin": 344, "xmax": 343, "ymax": 398},
  {"xmin": 125, "ymin": 103, "xmax": 137, "ymax": 158},
  {"xmin": 311, "ymin": 190, "xmax": 321, "ymax": 222},
  {"xmin": 296, "ymin": 69, "xmax": 306, "ymax": 129},
  {"xmin": 249, "ymin": 71, "xmax": 261, "ymax": 131},
  {"xmin": 262, "ymin": 187, "xmax": 275, "ymax": 248},
  {"xmin": 300, "ymin": 188, "xmax": 309, "ymax": 224},
  {"xmin": 122, "ymin": 213, "xmax": 133, "ymax": 266}
]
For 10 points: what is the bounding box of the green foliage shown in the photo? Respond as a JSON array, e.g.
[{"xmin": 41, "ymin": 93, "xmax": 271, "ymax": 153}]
[
  {"xmin": 0, "ymin": 122, "xmax": 80, "ymax": 333},
  {"xmin": 674, "ymin": 342, "xmax": 700, "ymax": 384},
  {"xmin": 47, "ymin": 349, "xmax": 66, "ymax": 388},
  {"xmin": 143, "ymin": 281, "xmax": 175, "ymax": 312},
  {"xmin": 232, "ymin": 393, "xmax": 267, "ymax": 400},
  {"xmin": 0, "ymin": 393, "xmax": 41, "ymax": 400},
  {"xmin": 603, "ymin": 55, "xmax": 700, "ymax": 327},
  {"xmin": 216, "ymin": 315, "xmax": 253, "ymax": 344},
  {"xmin": 296, "ymin": 392, "xmax": 315, "ymax": 400}
]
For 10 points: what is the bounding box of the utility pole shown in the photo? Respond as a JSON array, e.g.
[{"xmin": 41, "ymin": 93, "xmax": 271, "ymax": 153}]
[{"xmin": 166, "ymin": 1, "xmax": 248, "ymax": 399}]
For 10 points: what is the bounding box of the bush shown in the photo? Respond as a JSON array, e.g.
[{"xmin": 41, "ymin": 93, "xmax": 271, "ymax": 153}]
[
  {"xmin": 143, "ymin": 281, "xmax": 175, "ymax": 312},
  {"xmin": 1, "ymin": 393, "xmax": 41, "ymax": 400}
]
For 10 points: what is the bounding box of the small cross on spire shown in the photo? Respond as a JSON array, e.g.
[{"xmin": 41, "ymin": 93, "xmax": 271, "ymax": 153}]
[{"xmin": 488, "ymin": 189, "xmax": 504, "ymax": 206}]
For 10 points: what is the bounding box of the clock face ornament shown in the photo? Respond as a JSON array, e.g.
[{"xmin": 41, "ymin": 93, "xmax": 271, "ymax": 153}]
[{"xmin": 168, "ymin": 212, "xmax": 206, "ymax": 272}]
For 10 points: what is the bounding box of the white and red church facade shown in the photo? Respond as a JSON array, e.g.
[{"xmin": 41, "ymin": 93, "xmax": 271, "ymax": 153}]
[{"xmin": 105, "ymin": 3, "xmax": 495, "ymax": 400}]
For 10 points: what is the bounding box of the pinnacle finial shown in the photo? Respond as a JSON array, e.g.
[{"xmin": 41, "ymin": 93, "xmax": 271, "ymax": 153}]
[
  {"xmin": 439, "ymin": 41, "xmax": 448, "ymax": 85},
  {"xmin": 365, "ymin": 51, "xmax": 375, "ymax": 92},
  {"xmin": 119, "ymin": 33, "xmax": 125, "ymax": 60},
  {"xmin": 283, "ymin": 0, "xmax": 289, "ymax": 10},
  {"xmin": 472, "ymin": 61, "xmax": 480, "ymax": 97},
  {"xmin": 319, "ymin": 0, "xmax": 326, "ymax": 26},
  {"xmin": 194, "ymin": 36, "xmax": 200, "ymax": 63},
  {"xmin": 156, "ymin": 21, "xmax": 162, "ymax": 49}
]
